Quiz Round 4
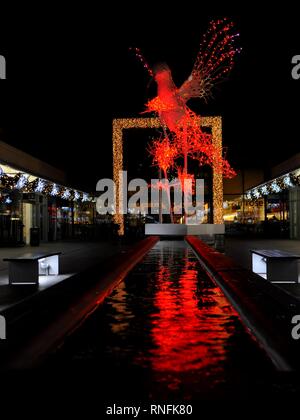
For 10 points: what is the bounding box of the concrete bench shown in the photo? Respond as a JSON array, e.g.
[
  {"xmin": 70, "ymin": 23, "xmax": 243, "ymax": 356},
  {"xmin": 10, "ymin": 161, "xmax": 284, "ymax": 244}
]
[
  {"xmin": 3, "ymin": 252, "xmax": 61, "ymax": 285},
  {"xmin": 250, "ymin": 249, "xmax": 300, "ymax": 283}
]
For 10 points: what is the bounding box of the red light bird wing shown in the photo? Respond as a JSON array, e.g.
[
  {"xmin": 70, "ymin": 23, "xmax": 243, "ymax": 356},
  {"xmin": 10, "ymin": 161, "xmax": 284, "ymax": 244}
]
[{"xmin": 178, "ymin": 18, "xmax": 240, "ymax": 103}]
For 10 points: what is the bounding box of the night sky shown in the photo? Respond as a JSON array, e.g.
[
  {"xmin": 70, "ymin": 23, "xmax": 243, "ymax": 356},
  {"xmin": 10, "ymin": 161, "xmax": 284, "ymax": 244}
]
[{"xmin": 0, "ymin": 6, "xmax": 299, "ymax": 191}]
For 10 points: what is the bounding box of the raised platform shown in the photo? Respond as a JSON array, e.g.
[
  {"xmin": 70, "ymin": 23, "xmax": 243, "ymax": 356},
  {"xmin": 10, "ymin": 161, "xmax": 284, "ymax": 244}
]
[{"xmin": 145, "ymin": 223, "xmax": 225, "ymax": 236}]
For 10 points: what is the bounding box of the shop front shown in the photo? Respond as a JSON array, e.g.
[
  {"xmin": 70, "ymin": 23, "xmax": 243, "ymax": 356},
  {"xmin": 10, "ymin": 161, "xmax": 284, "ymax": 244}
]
[
  {"xmin": 245, "ymin": 170, "xmax": 298, "ymax": 238},
  {"xmin": 0, "ymin": 146, "xmax": 94, "ymax": 246}
]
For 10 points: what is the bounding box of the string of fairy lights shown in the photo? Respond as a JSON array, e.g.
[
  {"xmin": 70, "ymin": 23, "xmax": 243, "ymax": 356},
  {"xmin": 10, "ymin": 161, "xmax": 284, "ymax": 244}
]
[
  {"xmin": 245, "ymin": 171, "xmax": 300, "ymax": 201},
  {"xmin": 201, "ymin": 116, "xmax": 223, "ymax": 225},
  {"xmin": 193, "ymin": 18, "xmax": 241, "ymax": 99},
  {"xmin": 0, "ymin": 165, "xmax": 94, "ymax": 204},
  {"xmin": 112, "ymin": 117, "xmax": 224, "ymax": 234}
]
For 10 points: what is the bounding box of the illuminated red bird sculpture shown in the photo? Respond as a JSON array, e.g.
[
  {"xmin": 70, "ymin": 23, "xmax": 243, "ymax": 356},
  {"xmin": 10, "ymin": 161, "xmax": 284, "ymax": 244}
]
[{"xmin": 131, "ymin": 18, "xmax": 240, "ymax": 182}]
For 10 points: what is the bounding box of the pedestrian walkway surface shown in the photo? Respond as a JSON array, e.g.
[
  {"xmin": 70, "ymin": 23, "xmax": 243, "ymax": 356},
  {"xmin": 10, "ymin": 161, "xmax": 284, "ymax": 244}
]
[{"xmin": 0, "ymin": 241, "xmax": 122, "ymax": 313}]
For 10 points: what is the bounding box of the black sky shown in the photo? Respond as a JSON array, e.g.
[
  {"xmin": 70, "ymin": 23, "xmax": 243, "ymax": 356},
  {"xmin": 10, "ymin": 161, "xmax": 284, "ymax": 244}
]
[{"xmin": 0, "ymin": 5, "xmax": 299, "ymax": 191}]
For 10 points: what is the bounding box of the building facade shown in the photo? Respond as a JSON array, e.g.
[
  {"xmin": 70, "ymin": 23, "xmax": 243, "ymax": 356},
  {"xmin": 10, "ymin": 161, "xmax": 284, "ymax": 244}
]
[
  {"xmin": 243, "ymin": 153, "xmax": 300, "ymax": 239},
  {"xmin": 0, "ymin": 141, "xmax": 95, "ymax": 246},
  {"xmin": 223, "ymin": 168, "xmax": 265, "ymax": 224}
]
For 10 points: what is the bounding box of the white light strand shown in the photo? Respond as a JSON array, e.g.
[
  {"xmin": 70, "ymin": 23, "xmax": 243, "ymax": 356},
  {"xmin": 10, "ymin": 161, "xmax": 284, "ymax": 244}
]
[
  {"xmin": 16, "ymin": 175, "xmax": 28, "ymax": 190},
  {"xmin": 62, "ymin": 189, "xmax": 71, "ymax": 200},
  {"xmin": 271, "ymin": 181, "xmax": 281, "ymax": 193},
  {"xmin": 51, "ymin": 184, "xmax": 59, "ymax": 196},
  {"xmin": 35, "ymin": 179, "xmax": 46, "ymax": 193},
  {"xmin": 74, "ymin": 191, "xmax": 80, "ymax": 201},
  {"xmin": 253, "ymin": 188, "xmax": 260, "ymax": 199},
  {"xmin": 283, "ymin": 175, "xmax": 293, "ymax": 188}
]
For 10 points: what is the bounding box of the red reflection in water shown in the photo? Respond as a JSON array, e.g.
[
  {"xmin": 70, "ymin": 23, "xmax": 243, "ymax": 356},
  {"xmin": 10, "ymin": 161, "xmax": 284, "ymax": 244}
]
[{"xmin": 149, "ymin": 248, "xmax": 236, "ymax": 373}]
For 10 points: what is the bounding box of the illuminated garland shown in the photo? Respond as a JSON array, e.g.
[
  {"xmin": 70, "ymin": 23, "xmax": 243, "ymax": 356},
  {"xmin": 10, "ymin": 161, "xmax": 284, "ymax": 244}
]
[
  {"xmin": 245, "ymin": 173, "xmax": 300, "ymax": 200},
  {"xmin": 0, "ymin": 170, "xmax": 93, "ymax": 203},
  {"xmin": 112, "ymin": 117, "xmax": 224, "ymax": 234}
]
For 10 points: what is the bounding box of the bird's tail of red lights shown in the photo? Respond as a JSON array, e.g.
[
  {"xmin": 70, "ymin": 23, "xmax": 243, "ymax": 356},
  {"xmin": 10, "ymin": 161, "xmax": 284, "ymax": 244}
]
[{"xmin": 192, "ymin": 18, "xmax": 241, "ymax": 94}]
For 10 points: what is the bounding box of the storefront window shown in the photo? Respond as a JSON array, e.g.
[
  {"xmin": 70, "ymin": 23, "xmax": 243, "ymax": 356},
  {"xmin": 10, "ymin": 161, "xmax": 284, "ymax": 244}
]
[{"xmin": 265, "ymin": 195, "xmax": 289, "ymax": 221}]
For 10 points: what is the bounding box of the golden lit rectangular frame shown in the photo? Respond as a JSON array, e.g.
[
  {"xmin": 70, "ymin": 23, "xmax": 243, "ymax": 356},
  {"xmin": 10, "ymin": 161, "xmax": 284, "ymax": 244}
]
[{"xmin": 113, "ymin": 117, "xmax": 223, "ymax": 235}]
